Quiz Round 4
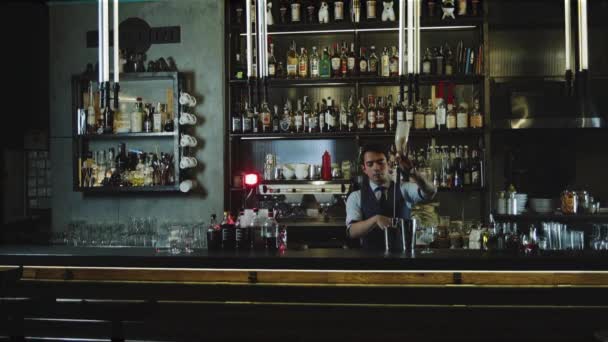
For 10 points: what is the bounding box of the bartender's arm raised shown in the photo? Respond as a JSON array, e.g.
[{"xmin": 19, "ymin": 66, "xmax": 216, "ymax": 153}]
[{"xmin": 345, "ymin": 191, "xmax": 392, "ymax": 239}]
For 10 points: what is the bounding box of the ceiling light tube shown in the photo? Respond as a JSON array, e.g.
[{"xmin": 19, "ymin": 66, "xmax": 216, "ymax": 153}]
[
  {"xmin": 580, "ymin": 0, "xmax": 588, "ymax": 70},
  {"xmin": 246, "ymin": 0, "xmax": 252, "ymax": 77},
  {"xmin": 102, "ymin": 0, "xmax": 109, "ymax": 82},
  {"xmin": 415, "ymin": 0, "xmax": 421, "ymax": 74},
  {"xmin": 398, "ymin": 0, "xmax": 405, "ymax": 76},
  {"xmin": 113, "ymin": 0, "xmax": 119, "ymax": 83},
  {"xmin": 407, "ymin": 0, "xmax": 413, "ymax": 74},
  {"xmin": 564, "ymin": 0, "xmax": 571, "ymax": 71},
  {"xmin": 98, "ymin": 0, "xmax": 103, "ymax": 83}
]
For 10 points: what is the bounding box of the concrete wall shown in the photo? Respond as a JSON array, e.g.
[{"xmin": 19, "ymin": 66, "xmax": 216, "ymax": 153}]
[{"xmin": 49, "ymin": 0, "xmax": 225, "ymax": 230}]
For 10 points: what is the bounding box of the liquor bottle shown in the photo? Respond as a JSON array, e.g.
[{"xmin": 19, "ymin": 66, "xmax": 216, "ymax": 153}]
[
  {"xmin": 298, "ymin": 47, "xmax": 309, "ymax": 78},
  {"xmin": 261, "ymin": 101, "xmax": 272, "ymax": 133},
  {"xmin": 116, "ymin": 142, "xmax": 128, "ymax": 177},
  {"xmin": 286, "ymin": 41, "xmax": 299, "ymax": 78},
  {"xmin": 389, "ymin": 46, "xmax": 399, "ymax": 77},
  {"xmin": 347, "ymin": 42, "xmax": 357, "ymax": 76},
  {"xmin": 471, "ymin": 148, "xmax": 482, "ymax": 187},
  {"xmin": 387, "ymin": 94, "xmax": 396, "ymax": 130},
  {"xmin": 422, "ymin": 48, "xmax": 432, "ymax": 75},
  {"xmin": 288, "ymin": 100, "xmax": 296, "ymax": 133},
  {"xmin": 310, "ymin": 46, "xmax": 320, "ymax": 78},
  {"xmin": 162, "ymin": 104, "xmax": 174, "ymax": 132},
  {"xmin": 453, "ymin": 146, "xmax": 464, "ymax": 189},
  {"xmin": 280, "ymin": 0, "xmax": 288, "ymax": 24},
  {"xmin": 456, "ymin": 102, "xmax": 469, "ymax": 129},
  {"xmin": 131, "ymin": 97, "xmax": 144, "ymax": 133},
  {"xmin": 347, "ymin": 94, "xmax": 356, "ymax": 131},
  {"xmin": 352, "ymin": 0, "xmax": 361, "ymax": 23},
  {"xmin": 302, "ymin": 95, "xmax": 311, "ymax": 132},
  {"xmin": 242, "ymin": 101, "xmax": 252, "ymax": 133},
  {"xmin": 291, "ymin": 0, "xmax": 301, "ymax": 23},
  {"xmin": 268, "ymin": 43, "xmax": 277, "ymax": 78},
  {"xmin": 152, "ymin": 102, "xmax": 162, "ymax": 133},
  {"xmin": 102, "ymin": 86, "xmax": 114, "ymax": 134},
  {"xmin": 367, "ymin": 95, "xmax": 377, "ymax": 130},
  {"xmin": 235, "ymin": 52, "xmax": 246, "ymax": 79},
  {"xmin": 309, "ymin": 102, "xmax": 319, "ymax": 133},
  {"xmin": 434, "ymin": 46, "xmax": 444, "ymax": 75},
  {"xmin": 359, "ymin": 47, "xmax": 368, "ymax": 75},
  {"xmin": 444, "ymin": 43, "xmax": 454, "ymax": 76},
  {"xmin": 318, "ymin": 99, "xmax": 327, "ymax": 132},
  {"xmin": 86, "ymin": 81, "xmax": 97, "ymax": 134},
  {"xmin": 395, "ymin": 94, "xmax": 405, "ymax": 122},
  {"xmin": 306, "ymin": 1, "xmax": 316, "ymax": 23},
  {"xmin": 334, "ymin": 0, "xmax": 345, "ymax": 21},
  {"xmin": 368, "ymin": 46, "xmax": 378, "ymax": 75},
  {"xmin": 339, "ymin": 102, "xmax": 348, "ymax": 132},
  {"xmin": 252, "ymin": 106, "xmax": 260, "ymax": 133},
  {"xmin": 235, "ymin": 209, "xmax": 251, "ymax": 250},
  {"xmin": 143, "ymin": 104, "xmax": 152, "ymax": 133},
  {"xmin": 414, "ymin": 100, "xmax": 425, "ymax": 130},
  {"xmin": 319, "ymin": 46, "xmax": 332, "ymax": 78},
  {"xmin": 272, "ymin": 105, "xmax": 281, "ymax": 133},
  {"xmin": 295, "ymin": 99, "xmax": 304, "ymax": 133},
  {"xmin": 366, "ymin": 0, "xmax": 377, "ymax": 20},
  {"xmin": 356, "ymin": 96, "xmax": 367, "ymax": 130},
  {"xmin": 326, "ymin": 97, "xmax": 338, "ymax": 132},
  {"xmin": 463, "ymin": 145, "xmax": 471, "ymax": 186},
  {"xmin": 280, "ymin": 99, "xmax": 291, "ymax": 133},
  {"xmin": 220, "ymin": 211, "xmax": 236, "ymax": 250},
  {"xmin": 276, "ymin": 61, "xmax": 285, "ymax": 78},
  {"xmin": 376, "ymin": 97, "xmax": 386, "ymax": 131},
  {"xmin": 331, "ymin": 43, "xmax": 342, "ymax": 77},
  {"xmin": 340, "ymin": 42, "xmax": 348, "ymax": 77},
  {"xmin": 435, "ymin": 82, "xmax": 447, "ymax": 130},
  {"xmin": 425, "ymin": 98, "xmax": 436, "ymax": 130},
  {"xmin": 405, "ymin": 92, "xmax": 414, "ymax": 123},
  {"xmin": 469, "ymin": 98, "xmax": 483, "ymax": 129},
  {"xmin": 381, "ymin": 47, "xmax": 390, "ymax": 77}
]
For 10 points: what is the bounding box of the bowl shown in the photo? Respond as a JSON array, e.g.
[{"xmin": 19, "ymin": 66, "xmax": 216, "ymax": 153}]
[
  {"xmin": 282, "ymin": 164, "xmax": 295, "ymax": 179},
  {"xmin": 293, "ymin": 163, "xmax": 309, "ymax": 180}
]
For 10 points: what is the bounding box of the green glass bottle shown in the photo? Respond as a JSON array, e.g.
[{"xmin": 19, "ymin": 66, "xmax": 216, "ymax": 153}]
[{"xmin": 319, "ymin": 46, "xmax": 331, "ymax": 78}]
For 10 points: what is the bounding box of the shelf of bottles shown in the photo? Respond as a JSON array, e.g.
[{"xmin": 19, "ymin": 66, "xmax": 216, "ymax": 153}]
[{"xmin": 73, "ymin": 72, "xmax": 183, "ymax": 193}]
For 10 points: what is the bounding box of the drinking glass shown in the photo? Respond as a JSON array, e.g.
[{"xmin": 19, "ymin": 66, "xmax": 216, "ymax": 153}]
[{"xmin": 419, "ymin": 226, "xmax": 436, "ymax": 254}]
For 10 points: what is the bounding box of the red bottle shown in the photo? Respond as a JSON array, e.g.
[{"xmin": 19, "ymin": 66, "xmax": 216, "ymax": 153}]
[{"xmin": 321, "ymin": 150, "xmax": 332, "ymax": 180}]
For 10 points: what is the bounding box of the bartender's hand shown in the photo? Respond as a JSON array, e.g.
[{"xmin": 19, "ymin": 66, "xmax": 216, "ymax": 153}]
[
  {"xmin": 396, "ymin": 153, "xmax": 416, "ymax": 176},
  {"xmin": 374, "ymin": 215, "xmax": 392, "ymax": 230}
]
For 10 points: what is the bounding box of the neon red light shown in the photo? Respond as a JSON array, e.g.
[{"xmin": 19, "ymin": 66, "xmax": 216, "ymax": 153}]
[{"xmin": 244, "ymin": 173, "xmax": 259, "ymax": 186}]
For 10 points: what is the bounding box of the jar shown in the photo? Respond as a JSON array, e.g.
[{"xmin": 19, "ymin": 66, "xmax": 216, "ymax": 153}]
[{"xmin": 561, "ymin": 190, "xmax": 578, "ymax": 214}]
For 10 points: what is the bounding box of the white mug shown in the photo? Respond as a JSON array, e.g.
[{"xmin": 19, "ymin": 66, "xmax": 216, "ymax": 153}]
[
  {"xmin": 179, "ymin": 179, "xmax": 196, "ymax": 192},
  {"xmin": 179, "ymin": 156, "xmax": 198, "ymax": 169},
  {"xmin": 180, "ymin": 134, "xmax": 198, "ymax": 148},
  {"xmin": 179, "ymin": 112, "xmax": 198, "ymax": 125},
  {"xmin": 179, "ymin": 92, "xmax": 197, "ymax": 107}
]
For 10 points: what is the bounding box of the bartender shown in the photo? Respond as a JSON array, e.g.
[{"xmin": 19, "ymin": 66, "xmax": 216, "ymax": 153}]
[{"xmin": 345, "ymin": 144, "xmax": 437, "ymax": 249}]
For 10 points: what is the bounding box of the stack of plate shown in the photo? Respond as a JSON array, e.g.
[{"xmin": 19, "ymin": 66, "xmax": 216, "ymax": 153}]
[
  {"xmin": 529, "ymin": 198, "xmax": 553, "ymax": 214},
  {"xmin": 514, "ymin": 193, "xmax": 528, "ymax": 214}
]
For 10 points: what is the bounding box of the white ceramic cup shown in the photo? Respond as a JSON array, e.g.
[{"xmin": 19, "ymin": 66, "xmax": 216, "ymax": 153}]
[
  {"xmin": 180, "ymin": 134, "xmax": 198, "ymax": 147},
  {"xmin": 179, "ymin": 179, "xmax": 196, "ymax": 192},
  {"xmin": 179, "ymin": 92, "xmax": 197, "ymax": 107},
  {"xmin": 179, "ymin": 112, "xmax": 198, "ymax": 125},
  {"xmin": 179, "ymin": 156, "xmax": 198, "ymax": 169}
]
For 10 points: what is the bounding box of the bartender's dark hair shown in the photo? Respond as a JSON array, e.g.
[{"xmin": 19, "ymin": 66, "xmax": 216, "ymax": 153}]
[{"xmin": 358, "ymin": 144, "xmax": 389, "ymax": 165}]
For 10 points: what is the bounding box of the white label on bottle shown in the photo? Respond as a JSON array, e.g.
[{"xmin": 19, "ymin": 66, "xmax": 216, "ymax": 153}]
[
  {"xmin": 447, "ymin": 116, "xmax": 456, "ymax": 129},
  {"xmin": 311, "ymin": 61, "xmax": 319, "ymax": 77},
  {"xmin": 153, "ymin": 113, "xmax": 162, "ymax": 132},
  {"xmin": 359, "ymin": 60, "xmax": 368, "ymax": 73},
  {"xmin": 340, "ymin": 112, "xmax": 348, "ymax": 126},
  {"xmin": 396, "ymin": 109, "xmax": 405, "ymax": 122},
  {"xmin": 243, "ymin": 118, "xmax": 252, "ymax": 131},
  {"xmin": 367, "ymin": 0, "xmax": 376, "ymax": 18},
  {"xmin": 436, "ymin": 107, "xmax": 446, "ymax": 125},
  {"xmin": 389, "ymin": 59, "xmax": 398, "ymax": 74},
  {"xmin": 347, "ymin": 57, "xmax": 356, "ymax": 71},
  {"xmin": 457, "ymin": 112, "xmax": 468, "ymax": 129},
  {"xmin": 295, "ymin": 115, "xmax": 303, "ymax": 129},
  {"xmin": 425, "ymin": 114, "xmax": 436, "ymax": 129},
  {"xmin": 331, "ymin": 58, "xmax": 341, "ymax": 71},
  {"xmin": 381, "ymin": 56, "xmax": 390, "ymax": 77},
  {"xmin": 268, "ymin": 64, "xmax": 276, "ymax": 76},
  {"xmin": 291, "ymin": 3, "xmax": 301, "ymax": 22},
  {"xmin": 422, "ymin": 61, "xmax": 431, "ymax": 74},
  {"xmin": 406, "ymin": 109, "xmax": 414, "ymax": 122},
  {"xmin": 335, "ymin": 1, "xmax": 344, "ymax": 20},
  {"xmin": 327, "ymin": 113, "xmax": 336, "ymax": 128},
  {"xmin": 368, "ymin": 111, "xmax": 376, "ymax": 123},
  {"xmin": 319, "ymin": 113, "xmax": 326, "ymax": 128},
  {"xmin": 472, "ymin": 170, "xmax": 480, "ymax": 185}
]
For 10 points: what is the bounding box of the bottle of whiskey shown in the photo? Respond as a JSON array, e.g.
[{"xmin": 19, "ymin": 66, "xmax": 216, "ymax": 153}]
[
  {"xmin": 334, "ymin": 0, "xmax": 345, "ymax": 21},
  {"xmin": 261, "ymin": 101, "xmax": 272, "ymax": 133},
  {"xmin": 298, "ymin": 47, "xmax": 309, "ymax": 78},
  {"xmin": 456, "ymin": 102, "xmax": 469, "ymax": 129},
  {"xmin": 131, "ymin": 97, "xmax": 144, "ymax": 133},
  {"xmin": 318, "ymin": 99, "xmax": 327, "ymax": 132},
  {"xmin": 326, "ymin": 97, "xmax": 338, "ymax": 132},
  {"xmin": 339, "ymin": 102, "xmax": 348, "ymax": 132},
  {"xmin": 286, "ymin": 41, "xmax": 299, "ymax": 78},
  {"xmin": 366, "ymin": 0, "xmax": 377, "ymax": 20},
  {"xmin": 302, "ymin": 95, "xmax": 311, "ymax": 132},
  {"xmin": 291, "ymin": 0, "xmax": 301, "ymax": 23},
  {"xmin": 446, "ymin": 101, "xmax": 457, "ymax": 130},
  {"xmin": 381, "ymin": 47, "xmax": 390, "ymax": 77},
  {"xmin": 405, "ymin": 92, "xmax": 414, "ymax": 123},
  {"xmin": 387, "ymin": 94, "xmax": 396, "ymax": 131},
  {"xmin": 359, "ymin": 47, "xmax": 368, "ymax": 75},
  {"xmin": 309, "ymin": 102, "xmax": 319, "ymax": 133},
  {"xmin": 86, "ymin": 81, "xmax": 97, "ymax": 134},
  {"xmin": 340, "ymin": 42, "xmax": 348, "ymax": 77},
  {"xmin": 367, "ymin": 95, "xmax": 377, "ymax": 130},
  {"xmin": 272, "ymin": 105, "xmax": 280, "ymax": 133},
  {"xmin": 252, "ymin": 106, "xmax": 260, "ymax": 133},
  {"xmin": 320, "ymin": 46, "xmax": 331, "ymax": 78},
  {"xmin": 280, "ymin": 99, "xmax": 291, "ymax": 133},
  {"xmin": 422, "ymin": 48, "xmax": 432, "ymax": 75},
  {"xmin": 268, "ymin": 43, "xmax": 277, "ymax": 78},
  {"xmin": 376, "ymin": 97, "xmax": 386, "ymax": 131},
  {"xmin": 295, "ymin": 99, "xmax": 304, "ymax": 133},
  {"xmin": 310, "ymin": 46, "xmax": 320, "ymax": 78},
  {"xmin": 331, "ymin": 43, "xmax": 341, "ymax": 77},
  {"xmin": 414, "ymin": 99, "xmax": 425, "ymax": 130},
  {"xmin": 347, "ymin": 42, "xmax": 357, "ymax": 76},
  {"xmin": 347, "ymin": 94, "xmax": 356, "ymax": 132},
  {"xmin": 463, "ymin": 145, "xmax": 471, "ymax": 186},
  {"xmin": 469, "ymin": 98, "xmax": 483, "ymax": 129},
  {"xmin": 242, "ymin": 101, "xmax": 252, "ymax": 133},
  {"xmin": 368, "ymin": 46, "xmax": 379, "ymax": 75},
  {"xmin": 389, "ymin": 46, "xmax": 399, "ymax": 77},
  {"xmin": 395, "ymin": 94, "xmax": 405, "ymax": 122},
  {"xmin": 356, "ymin": 96, "xmax": 367, "ymax": 130},
  {"xmin": 425, "ymin": 98, "xmax": 436, "ymax": 130}
]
